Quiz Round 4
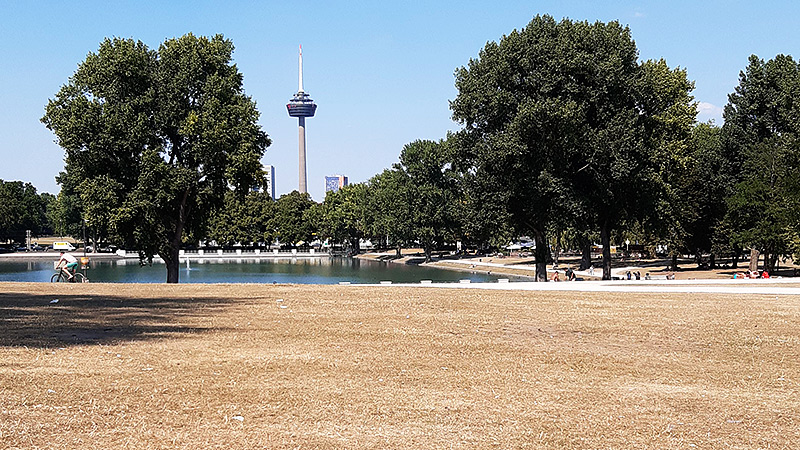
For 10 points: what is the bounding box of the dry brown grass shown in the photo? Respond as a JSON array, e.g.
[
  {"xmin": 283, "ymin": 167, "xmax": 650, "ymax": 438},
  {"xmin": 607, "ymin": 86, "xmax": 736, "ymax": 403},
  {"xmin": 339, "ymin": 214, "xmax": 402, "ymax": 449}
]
[{"xmin": 1, "ymin": 282, "xmax": 799, "ymax": 449}]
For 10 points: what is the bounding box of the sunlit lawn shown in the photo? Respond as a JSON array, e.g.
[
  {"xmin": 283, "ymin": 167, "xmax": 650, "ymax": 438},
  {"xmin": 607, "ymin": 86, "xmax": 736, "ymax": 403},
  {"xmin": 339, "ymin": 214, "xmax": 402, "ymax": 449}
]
[{"xmin": 1, "ymin": 282, "xmax": 798, "ymax": 449}]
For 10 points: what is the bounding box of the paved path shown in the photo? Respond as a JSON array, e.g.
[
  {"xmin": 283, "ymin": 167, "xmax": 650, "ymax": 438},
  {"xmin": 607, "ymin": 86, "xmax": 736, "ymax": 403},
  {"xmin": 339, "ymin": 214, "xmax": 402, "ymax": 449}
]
[{"xmin": 376, "ymin": 278, "xmax": 800, "ymax": 295}]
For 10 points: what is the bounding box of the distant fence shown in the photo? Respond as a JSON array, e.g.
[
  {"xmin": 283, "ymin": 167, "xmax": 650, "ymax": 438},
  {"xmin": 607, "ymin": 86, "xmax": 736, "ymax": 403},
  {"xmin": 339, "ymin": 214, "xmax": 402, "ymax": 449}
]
[{"xmin": 115, "ymin": 248, "xmax": 325, "ymax": 258}]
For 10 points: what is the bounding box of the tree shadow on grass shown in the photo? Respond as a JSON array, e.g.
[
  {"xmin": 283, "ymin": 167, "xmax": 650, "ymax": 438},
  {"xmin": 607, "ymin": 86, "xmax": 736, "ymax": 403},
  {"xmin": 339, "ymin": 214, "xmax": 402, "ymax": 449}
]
[{"xmin": 0, "ymin": 290, "xmax": 233, "ymax": 348}]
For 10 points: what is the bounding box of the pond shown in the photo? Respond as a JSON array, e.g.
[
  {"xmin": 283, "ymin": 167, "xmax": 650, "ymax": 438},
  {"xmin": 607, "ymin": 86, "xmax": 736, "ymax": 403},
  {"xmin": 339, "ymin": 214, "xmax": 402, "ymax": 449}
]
[{"xmin": 0, "ymin": 257, "xmax": 515, "ymax": 284}]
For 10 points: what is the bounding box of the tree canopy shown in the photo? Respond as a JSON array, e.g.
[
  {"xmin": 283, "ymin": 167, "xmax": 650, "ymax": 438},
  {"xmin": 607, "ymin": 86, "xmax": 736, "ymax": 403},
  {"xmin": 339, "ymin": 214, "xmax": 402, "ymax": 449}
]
[
  {"xmin": 721, "ymin": 54, "xmax": 800, "ymax": 271},
  {"xmin": 42, "ymin": 34, "xmax": 270, "ymax": 282},
  {"xmin": 450, "ymin": 15, "xmax": 696, "ymax": 279}
]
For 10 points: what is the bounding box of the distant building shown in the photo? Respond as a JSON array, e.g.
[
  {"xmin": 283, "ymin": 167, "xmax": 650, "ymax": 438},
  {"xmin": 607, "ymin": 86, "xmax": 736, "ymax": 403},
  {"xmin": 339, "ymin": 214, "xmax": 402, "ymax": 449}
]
[
  {"xmin": 325, "ymin": 174, "xmax": 348, "ymax": 193},
  {"xmin": 264, "ymin": 165, "xmax": 276, "ymax": 199}
]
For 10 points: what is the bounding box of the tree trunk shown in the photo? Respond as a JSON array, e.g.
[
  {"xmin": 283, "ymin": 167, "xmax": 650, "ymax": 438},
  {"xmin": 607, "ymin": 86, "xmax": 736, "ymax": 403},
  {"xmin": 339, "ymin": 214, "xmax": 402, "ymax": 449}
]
[
  {"xmin": 553, "ymin": 232, "xmax": 561, "ymax": 265},
  {"xmin": 164, "ymin": 245, "xmax": 180, "ymax": 283},
  {"xmin": 748, "ymin": 248, "xmax": 760, "ymax": 272},
  {"xmin": 671, "ymin": 253, "xmax": 679, "ymax": 271},
  {"xmin": 533, "ymin": 229, "xmax": 548, "ymax": 282},
  {"xmin": 579, "ymin": 235, "xmax": 592, "ymax": 270},
  {"xmin": 424, "ymin": 245, "xmax": 432, "ymax": 263},
  {"xmin": 350, "ymin": 237, "xmax": 361, "ymax": 256},
  {"xmin": 709, "ymin": 252, "xmax": 716, "ymax": 270},
  {"xmin": 600, "ymin": 225, "xmax": 612, "ymax": 280},
  {"xmin": 395, "ymin": 245, "xmax": 402, "ymax": 258},
  {"xmin": 732, "ymin": 246, "xmax": 742, "ymax": 269},
  {"xmin": 763, "ymin": 251, "xmax": 778, "ymax": 273},
  {"xmin": 165, "ymin": 188, "xmax": 191, "ymax": 284}
]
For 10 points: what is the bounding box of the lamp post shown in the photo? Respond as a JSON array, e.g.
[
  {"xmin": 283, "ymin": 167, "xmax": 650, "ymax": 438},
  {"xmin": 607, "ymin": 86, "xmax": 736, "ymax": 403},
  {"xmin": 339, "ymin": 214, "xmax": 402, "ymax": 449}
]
[
  {"xmin": 82, "ymin": 219, "xmax": 87, "ymax": 257},
  {"xmin": 82, "ymin": 219, "xmax": 88, "ymax": 277}
]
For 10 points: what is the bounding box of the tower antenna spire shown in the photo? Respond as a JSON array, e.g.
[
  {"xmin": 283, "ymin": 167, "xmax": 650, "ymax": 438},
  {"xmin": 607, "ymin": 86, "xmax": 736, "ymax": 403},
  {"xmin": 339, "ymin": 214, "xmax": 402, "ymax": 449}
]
[{"xmin": 298, "ymin": 45, "xmax": 304, "ymax": 93}]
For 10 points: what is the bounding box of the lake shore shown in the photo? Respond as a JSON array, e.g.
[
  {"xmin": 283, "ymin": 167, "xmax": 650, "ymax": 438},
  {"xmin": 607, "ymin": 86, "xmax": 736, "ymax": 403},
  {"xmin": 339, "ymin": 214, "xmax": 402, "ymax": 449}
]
[{"xmin": 359, "ymin": 250, "xmax": 800, "ymax": 281}]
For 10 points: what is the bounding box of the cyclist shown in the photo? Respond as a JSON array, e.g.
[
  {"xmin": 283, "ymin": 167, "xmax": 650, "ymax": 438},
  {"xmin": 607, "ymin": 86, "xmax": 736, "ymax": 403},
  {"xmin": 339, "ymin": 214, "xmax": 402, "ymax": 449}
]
[{"xmin": 56, "ymin": 251, "xmax": 79, "ymax": 282}]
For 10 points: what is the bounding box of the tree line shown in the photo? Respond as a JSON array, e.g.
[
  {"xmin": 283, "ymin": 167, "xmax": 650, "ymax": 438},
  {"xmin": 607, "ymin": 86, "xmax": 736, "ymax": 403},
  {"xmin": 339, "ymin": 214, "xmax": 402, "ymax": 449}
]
[
  {"xmin": 19, "ymin": 16, "xmax": 800, "ymax": 282},
  {"xmin": 0, "ymin": 180, "xmax": 54, "ymax": 244}
]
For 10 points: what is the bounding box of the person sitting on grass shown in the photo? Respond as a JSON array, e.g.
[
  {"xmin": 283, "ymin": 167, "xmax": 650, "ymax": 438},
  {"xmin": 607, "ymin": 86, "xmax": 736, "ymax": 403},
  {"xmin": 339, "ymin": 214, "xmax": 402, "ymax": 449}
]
[{"xmin": 57, "ymin": 251, "xmax": 79, "ymax": 281}]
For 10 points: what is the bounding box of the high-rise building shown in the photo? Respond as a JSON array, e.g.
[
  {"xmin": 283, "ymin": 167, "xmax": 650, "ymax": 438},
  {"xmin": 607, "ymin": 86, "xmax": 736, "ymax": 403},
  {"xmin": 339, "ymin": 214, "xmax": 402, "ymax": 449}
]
[
  {"xmin": 264, "ymin": 165, "xmax": 276, "ymax": 199},
  {"xmin": 286, "ymin": 45, "xmax": 317, "ymax": 194},
  {"xmin": 325, "ymin": 174, "xmax": 348, "ymax": 193}
]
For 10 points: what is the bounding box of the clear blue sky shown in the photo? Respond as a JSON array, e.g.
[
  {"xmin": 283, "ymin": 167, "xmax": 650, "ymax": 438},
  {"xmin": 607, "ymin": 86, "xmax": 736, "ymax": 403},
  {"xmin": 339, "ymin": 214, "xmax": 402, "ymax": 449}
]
[{"xmin": 2, "ymin": 1, "xmax": 798, "ymax": 200}]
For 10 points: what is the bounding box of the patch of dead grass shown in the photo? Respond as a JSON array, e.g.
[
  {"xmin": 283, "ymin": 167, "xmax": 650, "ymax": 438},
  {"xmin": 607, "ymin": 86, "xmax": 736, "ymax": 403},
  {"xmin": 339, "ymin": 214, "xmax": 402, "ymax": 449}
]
[{"xmin": 1, "ymin": 282, "xmax": 799, "ymax": 449}]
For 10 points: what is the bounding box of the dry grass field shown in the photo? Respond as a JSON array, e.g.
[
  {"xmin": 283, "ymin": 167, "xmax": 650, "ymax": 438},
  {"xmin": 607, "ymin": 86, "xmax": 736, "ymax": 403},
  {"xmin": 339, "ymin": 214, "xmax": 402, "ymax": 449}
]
[{"xmin": 1, "ymin": 282, "xmax": 798, "ymax": 449}]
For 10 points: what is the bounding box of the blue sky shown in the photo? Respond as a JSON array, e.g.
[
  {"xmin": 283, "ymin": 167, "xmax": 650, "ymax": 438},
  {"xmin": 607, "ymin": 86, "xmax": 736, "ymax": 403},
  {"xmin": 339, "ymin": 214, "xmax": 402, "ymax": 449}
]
[{"xmin": 1, "ymin": 1, "xmax": 798, "ymax": 200}]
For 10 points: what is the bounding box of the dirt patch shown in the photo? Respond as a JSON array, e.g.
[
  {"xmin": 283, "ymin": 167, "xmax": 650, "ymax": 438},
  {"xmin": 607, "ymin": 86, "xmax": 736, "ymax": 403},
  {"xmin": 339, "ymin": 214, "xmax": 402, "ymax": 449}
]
[{"xmin": 1, "ymin": 282, "xmax": 799, "ymax": 448}]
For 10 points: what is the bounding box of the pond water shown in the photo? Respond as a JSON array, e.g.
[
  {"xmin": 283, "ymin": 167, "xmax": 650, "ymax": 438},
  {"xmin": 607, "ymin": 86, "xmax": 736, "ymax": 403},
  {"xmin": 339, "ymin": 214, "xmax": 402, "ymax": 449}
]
[{"xmin": 0, "ymin": 257, "xmax": 514, "ymax": 284}]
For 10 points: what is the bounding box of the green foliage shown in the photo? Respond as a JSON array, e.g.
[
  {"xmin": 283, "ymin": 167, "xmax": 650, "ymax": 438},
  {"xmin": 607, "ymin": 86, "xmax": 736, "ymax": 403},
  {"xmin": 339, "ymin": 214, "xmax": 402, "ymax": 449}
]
[
  {"xmin": 79, "ymin": 175, "xmax": 123, "ymax": 246},
  {"xmin": 721, "ymin": 54, "xmax": 800, "ymax": 269},
  {"xmin": 318, "ymin": 184, "xmax": 371, "ymax": 254},
  {"xmin": 398, "ymin": 140, "xmax": 459, "ymax": 261},
  {"xmin": 42, "ymin": 34, "xmax": 270, "ymax": 281},
  {"xmin": 270, "ymin": 191, "xmax": 317, "ymax": 246},
  {"xmin": 44, "ymin": 189, "xmax": 82, "ymax": 238},
  {"xmin": 637, "ymin": 60, "xmax": 697, "ymax": 250},
  {"xmin": 682, "ymin": 123, "xmax": 729, "ymax": 259},
  {"xmin": 368, "ymin": 169, "xmax": 416, "ymax": 252},
  {"xmin": 0, "ymin": 180, "xmax": 50, "ymax": 242},
  {"xmin": 39, "ymin": 193, "xmax": 58, "ymax": 236},
  {"xmin": 207, "ymin": 190, "xmax": 274, "ymax": 246},
  {"xmin": 450, "ymin": 15, "xmax": 696, "ymax": 279}
]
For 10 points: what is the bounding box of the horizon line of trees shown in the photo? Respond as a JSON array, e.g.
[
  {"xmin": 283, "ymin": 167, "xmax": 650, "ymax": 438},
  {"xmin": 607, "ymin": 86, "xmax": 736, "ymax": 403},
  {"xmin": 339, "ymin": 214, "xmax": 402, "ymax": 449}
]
[
  {"xmin": 208, "ymin": 17, "xmax": 800, "ymax": 280},
  {"xmin": 7, "ymin": 16, "xmax": 799, "ymax": 282}
]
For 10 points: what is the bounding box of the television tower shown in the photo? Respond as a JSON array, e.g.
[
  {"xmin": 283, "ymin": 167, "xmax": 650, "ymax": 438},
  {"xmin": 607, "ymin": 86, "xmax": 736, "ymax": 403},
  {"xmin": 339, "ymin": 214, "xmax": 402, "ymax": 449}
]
[{"xmin": 286, "ymin": 45, "xmax": 317, "ymax": 194}]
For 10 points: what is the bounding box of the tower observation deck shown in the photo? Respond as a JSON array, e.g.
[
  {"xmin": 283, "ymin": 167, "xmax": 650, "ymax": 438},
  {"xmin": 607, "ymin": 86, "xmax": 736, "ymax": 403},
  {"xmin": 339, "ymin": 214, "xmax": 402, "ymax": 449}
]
[{"xmin": 286, "ymin": 45, "xmax": 317, "ymax": 194}]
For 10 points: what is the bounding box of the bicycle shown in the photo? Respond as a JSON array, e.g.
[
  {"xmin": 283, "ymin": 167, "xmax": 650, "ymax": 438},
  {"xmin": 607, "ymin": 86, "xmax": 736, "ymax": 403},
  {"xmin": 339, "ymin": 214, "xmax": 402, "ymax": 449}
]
[{"xmin": 51, "ymin": 268, "xmax": 88, "ymax": 283}]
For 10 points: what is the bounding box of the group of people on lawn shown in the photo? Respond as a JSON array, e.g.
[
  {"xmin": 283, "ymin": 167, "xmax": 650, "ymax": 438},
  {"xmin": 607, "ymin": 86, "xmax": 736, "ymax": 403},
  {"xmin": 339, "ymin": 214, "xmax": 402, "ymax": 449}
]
[{"xmin": 733, "ymin": 270, "xmax": 769, "ymax": 279}]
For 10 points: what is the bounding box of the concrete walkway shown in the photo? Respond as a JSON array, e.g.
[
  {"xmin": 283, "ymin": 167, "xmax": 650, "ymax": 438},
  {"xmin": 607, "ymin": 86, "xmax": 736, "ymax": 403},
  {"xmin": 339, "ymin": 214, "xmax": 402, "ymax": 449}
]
[{"xmin": 376, "ymin": 277, "xmax": 800, "ymax": 295}]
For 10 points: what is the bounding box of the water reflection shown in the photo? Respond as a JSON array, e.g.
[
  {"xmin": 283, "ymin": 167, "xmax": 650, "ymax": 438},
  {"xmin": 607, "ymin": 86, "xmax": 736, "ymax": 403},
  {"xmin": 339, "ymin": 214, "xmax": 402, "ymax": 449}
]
[{"xmin": 0, "ymin": 257, "xmax": 513, "ymax": 284}]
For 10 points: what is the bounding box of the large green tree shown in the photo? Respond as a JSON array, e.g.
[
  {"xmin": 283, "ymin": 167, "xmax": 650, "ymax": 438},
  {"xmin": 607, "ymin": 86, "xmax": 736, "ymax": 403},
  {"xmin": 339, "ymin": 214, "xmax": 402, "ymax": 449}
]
[
  {"xmin": 398, "ymin": 139, "xmax": 458, "ymax": 262},
  {"xmin": 451, "ymin": 15, "xmax": 695, "ymax": 280},
  {"xmin": 42, "ymin": 34, "xmax": 269, "ymax": 282},
  {"xmin": 720, "ymin": 54, "xmax": 800, "ymax": 272},
  {"xmin": 636, "ymin": 60, "xmax": 698, "ymax": 270},
  {"xmin": 319, "ymin": 184, "xmax": 371, "ymax": 255},
  {"xmin": 270, "ymin": 191, "xmax": 317, "ymax": 247},
  {"xmin": 366, "ymin": 140, "xmax": 459, "ymax": 261},
  {"xmin": 368, "ymin": 168, "xmax": 416, "ymax": 256}
]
